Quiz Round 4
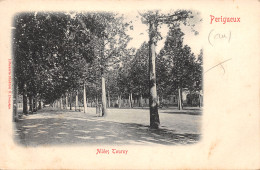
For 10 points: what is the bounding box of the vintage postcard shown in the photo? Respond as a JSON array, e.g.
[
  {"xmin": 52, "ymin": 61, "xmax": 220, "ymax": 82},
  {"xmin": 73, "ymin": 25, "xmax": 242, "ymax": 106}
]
[{"xmin": 0, "ymin": 0, "xmax": 259, "ymax": 169}]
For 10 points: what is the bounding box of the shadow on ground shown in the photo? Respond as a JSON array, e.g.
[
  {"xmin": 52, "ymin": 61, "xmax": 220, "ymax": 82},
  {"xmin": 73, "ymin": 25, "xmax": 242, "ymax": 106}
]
[
  {"xmin": 14, "ymin": 108, "xmax": 200, "ymax": 146},
  {"xmin": 161, "ymin": 111, "xmax": 202, "ymax": 116}
]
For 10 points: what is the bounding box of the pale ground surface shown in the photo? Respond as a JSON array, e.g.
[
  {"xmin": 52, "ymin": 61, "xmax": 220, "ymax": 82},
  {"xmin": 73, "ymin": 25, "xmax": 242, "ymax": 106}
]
[{"xmin": 14, "ymin": 107, "xmax": 202, "ymax": 146}]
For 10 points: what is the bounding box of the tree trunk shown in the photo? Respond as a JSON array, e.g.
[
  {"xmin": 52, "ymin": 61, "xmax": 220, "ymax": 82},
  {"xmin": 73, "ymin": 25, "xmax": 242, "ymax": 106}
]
[
  {"xmin": 33, "ymin": 96, "xmax": 37, "ymax": 112},
  {"xmin": 118, "ymin": 93, "xmax": 122, "ymax": 108},
  {"xmin": 161, "ymin": 96, "xmax": 164, "ymax": 107},
  {"xmin": 22, "ymin": 83, "xmax": 28, "ymax": 115},
  {"xmin": 189, "ymin": 91, "xmax": 192, "ymax": 106},
  {"xmin": 118, "ymin": 94, "xmax": 121, "ymax": 108},
  {"xmin": 108, "ymin": 91, "xmax": 111, "ymax": 108},
  {"xmin": 199, "ymin": 94, "xmax": 202, "ymax": 107},
  {"xmin": 148, "ymin": 21, "xmax": 160, "ymax": 129},
  {"xmin": 101, "ymin": 74, "xmax": 107, "ymax": 116},
  {"xmin": 70, "ymin": 92, "xmax": 72, "ymax": 110},
  {"xmin": 158, "ymin": 95, "xmax": 160, "ymax": 107},
  {"xmin": 130, "ymin": 93, "xmax": 133, "ymax": 108},
  {"xmin": 38, "ymin": 99, "xmax": 42, "ymax": 110},
  {"xmin": 140, "ymin": 94, "xmax": 143, "ymax": 108},
  {"xmin": 181, "ymin": 88, "xmax": 183, "ymax": 108},
  {"xmin": 100, "ymin": 40, "xmax": 107, "ymax": 116},
  {"xmin": 128, "ymin": 94, "xmax": 131, "ymax": 108},
  {"xmin": 178, "ymin": 88, "xmax": 183, "ymax": 110},
  {"xmin": 117, "ymin": 95, "xmax": 119, "ymax": 107},
  {"xmin": 29, "ymin": 95, "xmax": 33, "ymax": 113},
  {"xmin": 65, "ymin": 94, "xmax": 68, "ymax": 109},
  {"xmin": 83, "ymin": 82, "xmax": 87, "ymax": 113},
  {"xmin": 96, "ymin": 97, "xmax": 99, "ymax": 115},
  {"xmin": 36, "ymin": 96, "xmax": 38, "ymax": 111},
  {"xmin": 60, "ymin": 97, "xmax": 63, "ymax": 109},
  {"xmin": 75, "ymin": 90, "xmax": 78, "ymax": 111}
]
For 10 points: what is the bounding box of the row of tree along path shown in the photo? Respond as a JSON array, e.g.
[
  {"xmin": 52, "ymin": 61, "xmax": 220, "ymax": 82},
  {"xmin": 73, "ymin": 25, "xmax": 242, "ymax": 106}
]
[{"xmin": 13, "ymin": 10, "xmax": 203, "ymax": 129}]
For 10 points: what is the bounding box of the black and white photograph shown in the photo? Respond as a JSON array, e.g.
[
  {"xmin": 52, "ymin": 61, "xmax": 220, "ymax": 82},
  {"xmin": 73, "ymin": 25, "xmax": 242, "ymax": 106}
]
[
  {"xmin": 12, "ymin": 10, "xmax": 203, "ymax": 146},
  {"xmin": 0, "ymin": 0, "xmax": 259, "ymax": 169}
]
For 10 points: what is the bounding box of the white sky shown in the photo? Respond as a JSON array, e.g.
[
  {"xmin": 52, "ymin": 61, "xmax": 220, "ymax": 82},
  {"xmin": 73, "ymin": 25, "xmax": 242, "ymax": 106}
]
[{"xmin": 124, "ymin": 11, "xmax": 203, "ymax": 56}]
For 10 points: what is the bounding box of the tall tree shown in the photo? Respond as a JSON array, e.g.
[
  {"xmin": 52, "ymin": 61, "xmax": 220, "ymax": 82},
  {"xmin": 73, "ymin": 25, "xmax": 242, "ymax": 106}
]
[
  {"xmin": 129, "ymin": 42, "xmax": 149, "ymax": 106},
  {"xmin": 13, "ymin": 12, "xmax": 95, "ymax": 111},
  {"xmin": 140, "ymin": 10, "xmax": 193, "ymax": 128},
  {"xmin": 161, "ymin": 25, "xmax": 202, "ymax": 109},
  {"xmin": 75, "ymin": 12, "xmax": 131, "ymax": 116}
]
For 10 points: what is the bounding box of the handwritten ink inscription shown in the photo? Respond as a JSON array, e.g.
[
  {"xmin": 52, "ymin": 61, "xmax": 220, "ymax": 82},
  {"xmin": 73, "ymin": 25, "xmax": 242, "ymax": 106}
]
[
  {"xmin": 205, "ymin": 58, "xmax": 232, "ymax": 74},
  {"xmin": 206, "ymin": 30, "xmax": 232, "ymax": 74},
  {"xmin": 208, "ymin": 29, "xmax": 231, "ymax": 47}
]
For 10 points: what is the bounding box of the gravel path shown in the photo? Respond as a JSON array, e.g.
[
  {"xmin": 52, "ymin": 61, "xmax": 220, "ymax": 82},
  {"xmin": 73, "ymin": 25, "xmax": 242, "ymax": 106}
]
[{"xmin": 14, "ymin": 107, "xmax": 202, "ymax": 146}]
